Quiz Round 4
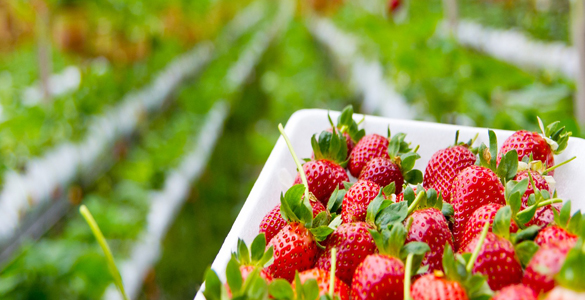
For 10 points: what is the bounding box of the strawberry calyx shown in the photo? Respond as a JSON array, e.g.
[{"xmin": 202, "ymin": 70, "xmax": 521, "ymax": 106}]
[
  {"xmin": 387, "ymin": 129, "xmax": 423, "ymax": 185},
  {"xmin": 453, "ymin": 130, "xmax": 480, "ymax": 153},
  {"xmin": 233, "ymin": 234, "xmax": 275, "ymax": 269},
  {"xmin": 204, "ymin": 259, "xmax": 270, "ymax": 300},
  {"xmin": 550, "ymin": 201, "xmax": 585, "ymax": 237},
  {"xmin": 537, "ymin": 116, "xmax": 572, "ymax": 155},
  {"xmin": 554, "ymin": 239, "xmax": 585, "ymax": 293},
  {"xmin": 479, "ymin": 130, "xmax": 519, "ymax": 185},
  {"xmin": 311, "ymin": 129, "xmax": 349, "ymax": 166},
  {"xmin": 441, "ymin": 223, "xmax": 493, "ymax": 299},
  {"xmin": 329, "ymin": 105, "xmax": 365, "ymax": 144}
]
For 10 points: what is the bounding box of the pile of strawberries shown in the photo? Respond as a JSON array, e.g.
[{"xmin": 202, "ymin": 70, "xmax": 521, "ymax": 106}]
[{"xmin": 203, "ymin": 106, "xmax": 584, "ymax": 300}]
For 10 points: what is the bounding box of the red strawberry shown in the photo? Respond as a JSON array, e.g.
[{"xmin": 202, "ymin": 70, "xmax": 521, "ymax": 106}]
[
  {"xmin": 404, "ymin": 208, "xmax": 453, "ymax": 273},
  {"xmin": 348, "ymin": 134, "xmax": 389, "ymax": 177},
  {"xmin": 541, "ymin": 240, "xmax": 585, "ymax": 299},
  {"xmin": 293, "ymin": 159, "xmax": 348, "ymax": 205},
  {"xmin": 423, "ymin": 137, "xmax": 477, "ymax": 203},
  {"xmin": 451, "ymin": 165, "xmax": 505, "ymax": 250},
  {"xmin": 534, "ymin": 226, "xmax": 578, "ymax": 247},
  {"xmin": 459, "ymin": 232, "xmax": 523, "ymax": 290},
  {"xmin": 410, "ymin": 273, "xmax": 469, "ymax": 300},
  {"xmin": 267, "ymin": 222, "xmax": 319, "ymax": 282},
  {"xmin": 315, "ymin": 222, "xmax": 377, "ymax": 285},
  {"xmin": 461, "ymin": 203, "xmax": 519, "ymax": 250},
  {"xmin": 351, "ymin": 222, "xmax": 430, "ymax": 300},
  {"xmin": 523, "ymin": 242, "xmax": 573, "ymax": 295},
  {"xmin": 359, "ymin": 157, "xmax": 404, "ymax": 193},
  {"xmin": 295, "ymin": 268, "xmax": 350, "ymax": 300},
  {"xmin": 351, "ymin": 253, "xmax": 404, "ymax": 300},
  {"xmin": 259, "ymin": 199, "xmax": 326, "ymax": 243},
  {"xmin": 498, "ymin": 119, "xmax": 572, "ymax": 176},
  {"xmin": 515, "ymin": 170, "xmax": 551, "ymax": 206},
  {"xmin": 492, "ymin": 284, "xmax": 537, "ymax": 300},
  {"xmin": 341, "ymin": 179, "xmax": 381, "ymax": 223}
]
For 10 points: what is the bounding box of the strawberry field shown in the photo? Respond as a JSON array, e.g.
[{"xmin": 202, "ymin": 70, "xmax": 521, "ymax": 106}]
[{"xmin": 0, "ymin": 0, "xmax": 584, "ymax": 299}]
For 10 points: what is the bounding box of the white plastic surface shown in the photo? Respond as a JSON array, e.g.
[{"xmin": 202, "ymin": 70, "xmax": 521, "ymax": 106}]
[{"xmin": 194, "ymin": 109, "xmax": 585, "ymax": 300}]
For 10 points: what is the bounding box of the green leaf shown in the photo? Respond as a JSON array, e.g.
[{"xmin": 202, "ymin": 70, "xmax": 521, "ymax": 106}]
[
  {"xmin": 226, "ymin": 258, "xmax": 243, "ymax": 294},
  {"xmin": 327, "ymin": 186, "xmax": 345, "ymax": 213},
  {"xmin": 251, "ymin": 234, "xmax": 267, "ymax": 263},
  {"xmin": 312, "ymin": 211, "xmax": 330, "ymax": 228},
  {"xmin": 366, "ymin": 190, "xmax": 392, "ymax": 225},
  {"xmin": 568, "ymin": 211, "xmax": 582, "ymax": 234},
  {"xmin": 338, "ymin": 105, "xmax": 353, "ymax": 128},
  {"xmin": 369, "ymin": 230, "xmax": 386, "ymax": 253},
  {"xmin": 555, "ymin": 240, "xmax": 585, "ymax": 292},
  {"xmin": 203, "ymin": 268, "xmax": 222, "ymax": 300},
  {"xmin": 260, "ymin": 246, "xmax": 274, "ymax": 267},
  {"xmin": 403, "ymin": 186, "xmax": 416, "ymax": 204},
  {"xmin": 400, "ymin": 241, "xmax": 430, "ymax": 259},
  {"xmin": 465, "ymin": 274, "xmax": 494, "ymax": 300},
  {"xmin": 385, "ymin": 224, "xmax": 407, "ymax": 257},
  {"xmin": 375, "ymin": 202, "xmax": 408, "ymax": 229},
  {"xmin": 309, "ymin": 226, "xmax": 334, "ymax": 242},
  {"xmin": 404, "ymin": 169, "xmax": 423, "ymax": 185},
  {"xmin": 515, "ymin": 241, "xmax": 539, "ymax": 268},
  {"xmin": 237, "ymin": 239, "xmax": 251, "ymax": 265},
  {"xmin": 442, "ymin": 244, "xmax": 463, "ymax": 283},
  {"xmin": 311, "ymin": 135, "xmax": 323, "ymax": 161},
  {"xmin": 268, "ymin": 279, "xmax": 294, "ymax": 300},
  {"xmin": 302, "ymin": 279, "xmax": 320, "ymax": 300},
  {"xmin": 478, "ymin": 144, "xmax": 490, "ymax": 169},
  {"xmin": 516, "ymin": 205, "xmax": 537, "ymax": 227},
  {"xmin": 388, "ymin": 133, "xmax": 407, "ymax": 158},
  {"xmin": 400, "ymin": 152, "xmax": 420, "ymax": 173},
  {"xmin": 343, "ymin": 182, "xmax": 354, "ymax": 190},
  {"xmin": 246, "ymin": 273, "xmax": 268, "ymax": 299},
  {"xmin": 382, "ymin": 182, "xmax": 396, "ymax": 198},
  {"xmin": 328, "ymin": 215, "xmax": 342, "ymax": 230},
  {"xmin": 493, "ymin": 206, "xmax": 511, "ymax": 240},
  {"xmin": 512, "ymin": 225, "xmax": 541, "ymax": 244},
  {"xmin": 442, "ymin": 203, "xmax": 454, "ymax": 219},
  {"xmin": 488, "ymin": 130, "xmax": 498, "ymax": 170},
  {"xmin": 560, "ymin": 201, "xmax": 572, "ymax": 227}
]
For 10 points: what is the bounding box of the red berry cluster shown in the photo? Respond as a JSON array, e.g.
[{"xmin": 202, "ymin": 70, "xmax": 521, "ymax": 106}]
[{"xmin": 204, "ymin": 110, "xmax": 582, "ymax": 300}]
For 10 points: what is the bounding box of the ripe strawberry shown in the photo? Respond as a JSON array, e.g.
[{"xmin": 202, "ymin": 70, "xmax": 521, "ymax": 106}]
[
  {"xmin": 315, "ymin": 222, "xmax": 376, "ymax": 285},
  {"xmin": 359, "ymin": 157, "xmax": 404, "ymax": 193},
  {"xmin": 351, "ymin": 223, "xmax": 430, "ymax": 300},
  {"xmin": 492, "ymin": 284, "xmax": 537, "ymax": 300},
  {"xmin": 295, "ymin": 129, "xmax": 350, "ymax": 205},
  {"xmin": 423, "ymin": 132, "xmax": 477, "ymax": 203},
  {"xmin": 259, "ymin": 198, "xmax": 326, "ymax": 243},
  {"xmin": 404, "ymin": 207, "xmax": 453, "ymax": 273},
  {"xmin": 535, "ymin": 226, "xmax": 577, "ymax": 247},
  {"xmin": 522, "ymin": 242, "xmax": 573, "ymax": 295},
  {"xmin": 267, "ymin": 222, "xmax": 319, "ymax": 282},
  {"xmin": 293, "ymin": 160, "xmax": 348, "ymax": 205},
  {"xmin": 341, "ymin": 179, "xmax": 381, "ymax": 223},
  {"xmin": 410, "ymin": 273, "xmax": 469, "ymax": 300},
  {"xmin": 515, "ymin": 170, "xmax": 551, "ymax": 207},
  {"xmin": 451, "ymin": 165, "xmax": 505, "ymax": 250},
  {"xmin": 295, "ymin": 268, "xmax": 350, "ymax": 300},
  {"xmin": 526, "ymin": 205, "xmax": 557, "ymax": 228},
  {"xmin": 498, "ymin": 118, "xmax": 571, "ymax": 176},
  {"xmin": 534, "ymin": 201, "xmax": 580, "ymax": 247},
  {"xmin": 461, "ymin": 203, "xmax": 519, "ymax": 250},
  {"xmin": 459, "ymin": 231, "xmax": 523, "ymax": 290},
  {"xmin": 541, "ymin": 240, "xmax": 585, "ymax": 300},
  {"xmin": 348, "ymin": 134, "xmax": 389, "ymax": 177}
]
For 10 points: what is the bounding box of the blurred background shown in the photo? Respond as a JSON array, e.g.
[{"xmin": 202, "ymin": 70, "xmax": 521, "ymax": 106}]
[{"xmin": 0, "ymin": 0, "xmax": 582, "ymax": 299}]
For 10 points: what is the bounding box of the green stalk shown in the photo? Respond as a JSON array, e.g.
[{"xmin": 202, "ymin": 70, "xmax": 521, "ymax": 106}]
[
  {"xmin": 470, "ymin": 133, "xmax": 479, "ymax": 146},
  {"xmin": 407, "ymin": 191, "xmax": 426, "ymax": 215},
  {"xmin": 403, "ymin": 253, "xmax": 414, "ymax": 300},
  {"xmin": 278, "ymin": 123, "xmax": 310, "ymax": 201},
  {"xmin": 80, "ymin": 205, "xmax": 129, "ymax": 300},
  {"xmin": 466, "ymin": 222, "xmax": 490, "ymax": 273},
  {"xmin": 329, "ymin": 248, "xmax": 337, "ymax": 298},
  {"xmin": 544, "ymin": 156, "xmax": 576, "ymax": 174}
]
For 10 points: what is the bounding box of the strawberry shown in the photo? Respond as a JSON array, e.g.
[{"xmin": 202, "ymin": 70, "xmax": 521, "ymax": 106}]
[
  {"xmin": 451, "ymin": 165, "xmax": 505, "ymax": 249},
  {"xmin": 294, "ymin": 128, "xmax": 350, "ymax": 205},
  {"xmin": 351, "ymin": 223, "xmax": 430, "ymax": 300},
  {"xmin": 459, "ymin": 231, "xmax": 523, "ymax": 290},
  {"xmin": 408, "ymin": 227, "xmax": 493, "ymax": 300},
  {"xmin": 315, "ymin": 222, "xmax": 376, "ymax": 285},
  {"xmin": 348, "ymin": 134, "xmax": 388, "ymax": 177},
  {"xmin": 515, "ymin": 169, "xmax": 551, "ymax": 207},
  {"xmin": 423, "ymin": 132, "xmax": 477, "ymax": 203},
  {"xmin": 410, "ymin": 273, "xmax": 469, "ymax": 300},
  {"xmin": 497, "ymin": 118, "xmax": 571, "ymax": 176},
  {"xmin": 522, "ymin": 241, "xmax": 573, "ymax": 295},
  {"xmin": 492, "ymin": 284, "xmax": 537, "ymax": 300},
  {"xmin": 460, "ymin": 203, "xmax": 519, "ymax": 250},
  {"xmin": 295, "ymin": 268, "xmax": 350, "ymax": 300},
  {"xmin": 341, "ymin": 180, "xmax": 381, "ymax": 223},
  {"xmin": 541, "ymin": 240, "xmax": 585, "ymax": 300},
  {"xmin": 259, "ymin": 199, "xmax": 326, "ymax": 243},
  {"xmin": 357, "ymin": 131, "xmax": 422, "ymax": 192},
  {"xmin": 534, "ymin": 201, "xmax": 581, "ymax": 247}
]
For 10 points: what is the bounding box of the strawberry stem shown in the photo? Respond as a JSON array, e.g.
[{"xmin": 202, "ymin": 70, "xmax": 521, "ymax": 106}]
[
  {"xmin": 404, "ymin": 253, "xmax": 414, "ymax": 300},
  {"xmin": 329, "ymin": 247, "xmax": 337, "ymax": 298},
  {"xmin": 454, "ymin": 131, "xmax": 460, "ymax": 145},
  {"xmin": 536, "ymin": 198, "xmax": 563, "ymax": 208},
  {"xmin": 466, "ymin": 221, "xmax": 490, "ymax": 273},
  {"xmin": 407, "ymin": 190, "xmax": 426, "ymax": 215},
  {"xmin": 470, "ymin": 133, "xmax": 479, "ymax": 146},
  {"xmin": 278, "ymin": 123, "xmax": 310, "ymax": 201},
  {"xmin": 544, "ymin": 156, "xmax": 576, "ymax": 174},
  {"xmin": 80, "ymin": 205, "xmax": 129, "ymax": 300}
]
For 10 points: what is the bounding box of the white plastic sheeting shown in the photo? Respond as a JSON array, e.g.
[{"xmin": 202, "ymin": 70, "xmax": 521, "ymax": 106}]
[{"xmin": 446, "ymin": 20, "xmax": 578, "ymax": 78}]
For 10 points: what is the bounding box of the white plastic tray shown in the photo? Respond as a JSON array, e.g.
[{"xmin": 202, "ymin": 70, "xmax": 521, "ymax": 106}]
[{"xmin": 194, "ymin": 109, "xmax": 585, "ymax": 299}]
